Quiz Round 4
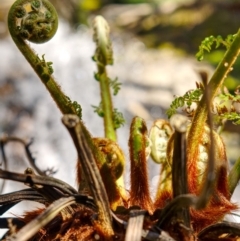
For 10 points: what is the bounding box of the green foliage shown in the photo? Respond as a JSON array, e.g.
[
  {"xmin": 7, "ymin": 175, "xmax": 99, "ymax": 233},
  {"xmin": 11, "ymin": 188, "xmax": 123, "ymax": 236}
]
[
  {"xmin": 218, "ymin": 112, "xmax": 240, "ymax": 125},
  {"xmin": 8, "ymin": 0, "xmax": 82, "ymax": 119},
  {"xmin": 72, "ymin": 101, "xmax": 82, "ymax": 119},
  {"xmin": 167, "ymin": 82, "xmax": 240, "ymax": 126},
  {"xmin": 92, "ymin": 16, "xmax": 125, "ymax": 139},
  {"xmin": 168, "ymin": 32, "xmax": 240, "ymax": 128},
  {"xmin": 92, "ymin": 102, "xmax": 125, "ymax": 129},
  {"xmin": 92, "ymin": 102, "xmax": 104, "ymax": 117},
  {"xmin": 36, "ymin": 54, "xmax": 54, "ymax": 80},
  {"xmin": 109, "ymin": 77, "xmax": 121, "ymax": 96},
  {"xmin": 196, "ymin": 34, "xmax": 236, "ymax": 61},
  {"xmin": 166, "ymin": 86, "xmax": 203, "ymax": 118},
  {"xmin": 5, "ymin": 1, "xmax": 240, "ymax": 239},
  {"xmin": 214, "ymin": 86, "xmax": 240, "ymax": 125},
  {"xmin": 112, "ymin": 109, "xmax": 125, "ymax": 129},
  {"xmin": 218, "ymin": 88, "xmax": 240, "ymax": 102},
  {"xmin": 94, "ymin": 74, "xmax": 122, "ymax": 96}
]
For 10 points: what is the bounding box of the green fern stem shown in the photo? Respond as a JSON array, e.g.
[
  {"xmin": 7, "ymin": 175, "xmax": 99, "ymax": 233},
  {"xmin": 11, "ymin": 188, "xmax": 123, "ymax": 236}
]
[
  {"xmin": 8, "ymin": 0, "xmax": 81, "ymax": 118},
  {"xmin": 187, "ymin": 29, "xmax": 240, "ymax": 169},
  {"xmin": 98, "ymin": 66, "xmax": 117, "ymax": 141},
  {"xmin": 93, "ymin": 16, "xmax": 117, "ymax": 141}
]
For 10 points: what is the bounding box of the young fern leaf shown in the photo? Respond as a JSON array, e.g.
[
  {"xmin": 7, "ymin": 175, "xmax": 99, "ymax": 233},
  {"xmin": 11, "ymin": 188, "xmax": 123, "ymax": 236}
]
[
  {"xmin": 217, "ymin": 112, "xmax": 240, "ymax": 125},
  {"xmin": 129, "ymin": 117, "xmax": 153, "ymax": 213},
  {"xmin": 92, "ymin": 99, "xmax": 124, "ymax": 130},
  {"xmin": 187, "ymin": 29, "xmax": 240, "ymax": 201},
  {"xmin": 166, "ymin": 86, "xmax": 203, "ymax": 118},
  {"xmin": 167, "ymin": 83, "xmax": 240, "ymax": 126},
  {"xmin": 93, "ymin": 15, "xmax": 113, "ymax": 66},
  {"xmin": 92, "ymin": 101, "xmax": 104, "ymax": 117},
  {"xmin": 196, "ymin": 34, "xmax": 236, "ymax": 61},
  {"xmin": 218, "ymin": 86, "xmax": 240, "ymax": 102},
  {"xmin": 149, "ymin": 119, "xmax": 173, "ymax": 164},
  {"xmin": 112, "ymin": 108, "xmax": 125, "ymax": 129},
  {"xmin": 8, "ymin": 0, "xmax": 82, "ymax": 118},
  {"xmin": 92, "ymin": 16, "xmax": 125, "ymax": 140},
  {"xmin": 109, "ymin": 77, "xmax": 122, "ymax": 96},
  {"xmin": 62, "ymin": 114, "xmax": 124, "ymax": 211},
  {"xmin": 212, "ymin": 85, "xmax": 240, "ymax": 125}
]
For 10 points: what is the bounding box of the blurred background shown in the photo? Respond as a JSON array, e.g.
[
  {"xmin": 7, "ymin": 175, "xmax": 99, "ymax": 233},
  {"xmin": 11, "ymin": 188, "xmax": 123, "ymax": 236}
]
[{"xmin": 0, "ymin": 0, "xmax": 240, "ymax": 235}]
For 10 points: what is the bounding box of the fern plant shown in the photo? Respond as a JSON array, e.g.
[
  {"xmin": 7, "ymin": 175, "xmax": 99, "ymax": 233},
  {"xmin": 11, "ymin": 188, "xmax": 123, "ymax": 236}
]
[
  {"xmin": 168, "ymin": 32, "xmax": 240, "ymax": 128},
  {"xmin": 1, "ymin": 0, "xmax": 240, "ymax": 240}
]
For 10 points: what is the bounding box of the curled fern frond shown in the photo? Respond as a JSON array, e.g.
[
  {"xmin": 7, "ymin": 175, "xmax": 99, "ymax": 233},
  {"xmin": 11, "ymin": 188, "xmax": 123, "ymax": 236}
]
[
  {"xmin": 9, "ymin": 0, "xmax": 58, "ymax": 44},
  {"xmin": 93, "ymin": 15, "xmax": 113, "ymax": 66},
  {"xmin": 8, "ymin": 0, "xmax": 82, "ymax": 119},
  {"xmin": 196, "ymin": 34, "xmax": 236, "ymax": 61}
]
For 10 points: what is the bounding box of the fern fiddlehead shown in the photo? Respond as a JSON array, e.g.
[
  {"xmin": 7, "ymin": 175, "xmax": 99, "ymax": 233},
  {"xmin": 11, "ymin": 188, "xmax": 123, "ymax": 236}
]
[
  {"xmin": 8, "ymin": 0, "xmax": 81, "ymax": 118},
  {"xmin": 129, "ymin": 116, "xmax": 153, "ymax": 213},
  {"xmin": 93, "ymin": 16, "xmax": 125, "ymax": 141},
  {"xmin": 11, "ymin": 0, "xmax": 58, "ymax": 43}
]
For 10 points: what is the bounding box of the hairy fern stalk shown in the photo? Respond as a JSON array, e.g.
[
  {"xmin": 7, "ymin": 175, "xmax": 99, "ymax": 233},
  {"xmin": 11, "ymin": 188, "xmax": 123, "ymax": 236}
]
[{"xmin": 1, "ymin": 0, "xmax": 240, "ymax": 240}]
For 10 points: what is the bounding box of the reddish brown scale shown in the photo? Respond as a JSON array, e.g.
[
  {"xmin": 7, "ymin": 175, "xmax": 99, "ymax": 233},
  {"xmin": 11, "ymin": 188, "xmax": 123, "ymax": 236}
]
[
  {"xmin": 19, "ymin": 206, "xmax": 144, "ymax": 241},
  {"xmin": 129, "ymin": 160, "xmax": 154, "ymax": 213},
  {"xmin": 154, "ymin": 163, "xmax": 237, "ymax": 232},
  {"xmin": 20, "ymin": 206, "xmax": 101, "ymax": 240},
  {"xmin": 192, "ymin": 165, "xmax": 236, "ymax": 232},
  {"xmin": 175, "ymin": 125, "xmax": 237, "ymax": 231},
  {"xmin": 190, "ymin": 133, "xmax": 237, "ymax": 231},
  {"xmin": 154, "ymin": 190, "xmax": 172, "ymax": 209},
  {"xmin": 129, "ymin": 117, "xmax": 154, "ymax": 214},
  {"xmin": 191, "ymin": 200, "xmax": 237, "ymax": 232},
  {"xmin": 216, "ymin": 165, "xmax": 231, "ymax": 198},
  {"xmin": 188, "ymin": 159, "xmax": 199, "ymax": 195}
]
